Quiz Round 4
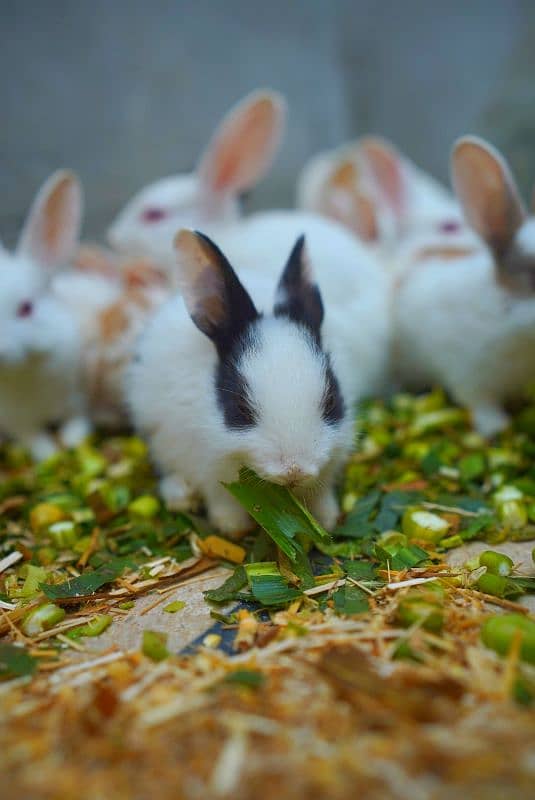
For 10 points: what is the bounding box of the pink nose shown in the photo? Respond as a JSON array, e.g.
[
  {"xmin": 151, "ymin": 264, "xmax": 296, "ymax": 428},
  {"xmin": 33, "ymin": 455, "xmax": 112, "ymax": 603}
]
[{"xmin": 270, "ymin": 464, "xmax": 318, "ymax": 487}]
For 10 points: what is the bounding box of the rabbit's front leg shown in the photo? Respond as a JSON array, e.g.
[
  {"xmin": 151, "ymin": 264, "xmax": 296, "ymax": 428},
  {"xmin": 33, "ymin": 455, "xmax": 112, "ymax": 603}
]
[
  {"xmin": 470, "ymin": 403, "xmax": 510, "ymax": 438},
  {"xmin": 203, "ymin": 482, "xmax": 253, "ymax": 536},
  {"xmin": 307, "ymin": 487, "xmax": 340, "ymax": 531},
  {"xmin": 59, "ymin": 416, "xmax": 92, "ymax": 449}
]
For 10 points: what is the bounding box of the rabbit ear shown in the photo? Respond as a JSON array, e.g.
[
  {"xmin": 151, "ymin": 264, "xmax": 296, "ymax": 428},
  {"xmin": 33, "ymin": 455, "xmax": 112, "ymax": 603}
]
[
  {"xmin": 451, "ymin": 136, "xmax": 525, "ymax": 256},
  {"xmin": 174, "ymin": 229, "xmax": 259, "ymax": 354},
  {"xmin": 358, "ymin": 136, "xmax": 407, "ymax": 223},
  {"xmin": 274, "ymin": 235, "xmax": 324, "ymax": 339},
  {"xmin": 17, "ymin": 170, "xmax": 82, "ymax": 271},
  {"xmin": 317, "ymin": 159, "xmax": 379, "ymax": 242},
  {"xmin": 197, "ymin": 89, "xmax": 286, "ymax": 198}
]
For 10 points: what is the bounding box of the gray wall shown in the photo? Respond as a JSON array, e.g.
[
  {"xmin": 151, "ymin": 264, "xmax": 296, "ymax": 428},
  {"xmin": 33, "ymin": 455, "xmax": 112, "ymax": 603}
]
[{"xmin": 1, "ymin": 0, "xmax": 534, "ymax": 242}]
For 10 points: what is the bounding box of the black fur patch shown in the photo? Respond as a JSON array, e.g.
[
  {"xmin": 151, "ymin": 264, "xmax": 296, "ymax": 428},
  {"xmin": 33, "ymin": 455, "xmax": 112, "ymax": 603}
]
[
  {"xmin": 321, "ymin": 360, "xmax": 345, "ymax": 425},
  {"xmin": 215, "ymin": 328, "xmax": 259, "ymax": 429},
  {"xmin": 274, "ymin": 234, "xmax": 324, "ymax": 343}
]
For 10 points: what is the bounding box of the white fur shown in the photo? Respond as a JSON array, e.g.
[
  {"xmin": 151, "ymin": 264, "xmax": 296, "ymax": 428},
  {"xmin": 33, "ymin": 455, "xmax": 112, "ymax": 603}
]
[
  {"xmin": 127, "ymin": 221, "xmax": 390, "ymax": 532},
  {"xmin": 0, "ymin": 172, "xmax": 120, "ymax": 459},
  {"xmin": 394, "ymin": 137, "xmax": 535, "ymax": 436}
]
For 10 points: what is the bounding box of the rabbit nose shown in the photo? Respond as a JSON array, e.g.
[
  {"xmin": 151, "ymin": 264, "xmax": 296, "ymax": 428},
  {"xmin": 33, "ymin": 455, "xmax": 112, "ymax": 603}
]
[{"xmin": 273, "ymin": 463, "xmax": 318, "ymax": 488}]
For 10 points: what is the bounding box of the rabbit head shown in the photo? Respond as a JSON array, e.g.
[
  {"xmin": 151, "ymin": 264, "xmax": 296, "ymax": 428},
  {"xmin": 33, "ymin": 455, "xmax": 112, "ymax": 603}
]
[
  {"xmin": 0, "ymin": 170, "xmax": 82, "ymax": 364},
  {"xmin": 107, "ymin": 90, "xmax": 286, "ymax": 262},
  {"xmin": 176, "ymin": 229, "xmax": 348, "ymax": 488}
]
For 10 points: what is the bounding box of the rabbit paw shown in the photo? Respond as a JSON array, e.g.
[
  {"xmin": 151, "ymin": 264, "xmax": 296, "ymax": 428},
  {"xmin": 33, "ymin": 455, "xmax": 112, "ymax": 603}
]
[
  {"xmin": 308, "ymin": 489, "xmax": 340, "ymax": 531},
  {"xmin": 160, "ymin": 474, "xmax": 196, "ymax": 511},
  {"xmin": 60, "ymin": 416, "xmax": 92, "ymax": 449},
  {"xmin": 27, "ymin": 433, "xmax": 59, "ymax": 463},
  {"xmin": 471, "ymin": 405, "xmax": 510, "ymax": 438},
  {"xmin": 205, "ymin": 492, "xmax": 252, "ymax": 535}
]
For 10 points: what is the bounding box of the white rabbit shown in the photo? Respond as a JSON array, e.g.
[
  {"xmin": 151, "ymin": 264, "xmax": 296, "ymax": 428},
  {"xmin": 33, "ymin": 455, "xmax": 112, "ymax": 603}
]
[
  {"xmin": 127, "ymin": 226, "xmax": 390, "ymax": 533},
  {"xmin": 395, "ymin": 136, "xmax": 535, "ymax": 436},
  {"xmin": 0, "ymin": 171, "xmax": 119, "ymax": 460},
  {"xmin": 107, "ymin": 89, "xmax": 287, "ymax": 267},
  {"xmin": 298, "ymin": 137, "xmax": 481, "ymax": 275}
]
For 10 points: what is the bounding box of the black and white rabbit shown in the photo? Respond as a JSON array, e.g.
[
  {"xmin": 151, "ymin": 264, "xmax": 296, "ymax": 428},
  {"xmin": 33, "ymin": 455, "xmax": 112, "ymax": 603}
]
[{"xmin": 127, "ymin": 229, "xmax": 387, "ymax": 533}]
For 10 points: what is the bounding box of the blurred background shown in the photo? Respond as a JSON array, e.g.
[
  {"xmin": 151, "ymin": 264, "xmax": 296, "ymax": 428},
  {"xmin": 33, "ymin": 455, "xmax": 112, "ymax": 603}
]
[{"xmin": 1, "ymin": 0, "xmax": 535, "ymax": 242}]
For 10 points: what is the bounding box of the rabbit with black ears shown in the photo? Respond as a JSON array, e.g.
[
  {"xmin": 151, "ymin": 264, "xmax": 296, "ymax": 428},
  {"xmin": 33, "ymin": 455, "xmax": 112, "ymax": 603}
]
[
  {"xmin": 127, "ymin": 226, "xmax": 388, "ymax": 533},
  {"xmin": 395, "ymin": 136, "xmax": 535, "ymax": 436},
  {"xmin": 0, "ymin": 171, "xmax": 119, "ymax": 460}
]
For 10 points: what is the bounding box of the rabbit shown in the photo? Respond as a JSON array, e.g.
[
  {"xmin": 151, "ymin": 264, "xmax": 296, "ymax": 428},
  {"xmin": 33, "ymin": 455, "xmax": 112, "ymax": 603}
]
[
  {"xmin": 0, "ymin": 170, "xmax": 119, "ymax": 460},
  {"xmin": 107, "ymin": 88, "xmax": 287, "ymax": 268},
  {"xmin": 127, "ymin": 225, "xmax": 390, "ymax": 533},
  {"xmin": 394, "ymin": 135, "xmax": 535, "ymax": 436},
  {"xmin": 298, "ymin": 137, "xmax": 481, "ymax": 277}
]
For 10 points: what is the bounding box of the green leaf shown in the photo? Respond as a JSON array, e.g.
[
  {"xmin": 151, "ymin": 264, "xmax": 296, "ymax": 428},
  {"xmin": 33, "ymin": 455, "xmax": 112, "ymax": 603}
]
[
  {"xmin": 342, "ymin": 560, "xmax": 377, "ymax": 581},
  {"xmin": 0, "ymin": 643, "xmax": 37, "ymax": 679},
  {"xmin": 333, "ymin": 584, "xmax": 369, "ymax": 615},
  {"xmin": 245, "ymin": 562, "xmax": 302, "ymax": 606},
  {"xmin": 204, "ymin": 566, "xmax": 247, "ymax": 604},
  {"xmin": 223, "ymin": 468, "xmax": 331, "ymax": 561},
  {"xmin": 374, "ymin": 491, "xmax": 422, "ymax": 533},
  {"xmin": 163, "ymin": 600, "xmax": 186, "ymax": 613},
  {"xmin": 375, "ymin": 543, "xmax": 429, "ymax": 570},
  {"xmin": 40, "ymin": 557, "xmax": 131, "ymax": 599},
  {"xmin": 222, "ymin": 669, "xmax": 265, "ymax": 689}
]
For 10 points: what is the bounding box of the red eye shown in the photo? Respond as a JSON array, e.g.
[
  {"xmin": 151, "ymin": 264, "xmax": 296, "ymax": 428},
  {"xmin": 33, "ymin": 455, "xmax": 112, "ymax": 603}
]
[
  {"xmin": 141, "ymin": 207, "xmax": 167, "ymax": 223},
  {"xmin": 439, "ymin": 220, "xmax": 461, "ymax": 234},
  {"xmin": 17, "ymin": 301, "xmax": 34, "ymax": 318}
]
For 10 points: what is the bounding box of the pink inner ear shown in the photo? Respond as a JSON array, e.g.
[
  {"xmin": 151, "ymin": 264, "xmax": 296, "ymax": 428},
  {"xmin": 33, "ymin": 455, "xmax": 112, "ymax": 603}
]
[{"xmin": 359, "ymin": 139, "xmax": 406, "ymax": 222}]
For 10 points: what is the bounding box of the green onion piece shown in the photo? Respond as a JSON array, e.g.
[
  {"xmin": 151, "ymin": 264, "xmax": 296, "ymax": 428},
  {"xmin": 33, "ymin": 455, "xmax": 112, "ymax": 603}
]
[
  {"xmin": 128, "ymin": 495, "xmax": 160, "ymax": 518},
  {"xmin": 142, "ymin": 630, "xmax": 169, "ymax": 661},
  {"xmin": 21, "ymin": 603, "xmax": 66, "ymax": 636},
  {"xmin": 481, "ymin": 614, "xmax": 535, "ymax": 664},
  {"xmin": 497, "ymin": 501, "xmax": 528, "ymax": 530},
  {"xmin": 409, "ymin": 408, "xmax": 466, "ymax": 436},
  {"xmin": 476, "ymin": 572, "xmax": 508, "ymax": 597},
  {"xmin": 48, "ymin": 521, "xmax": 78, "ymax": 548},
  {"xmin": 118, "ymin": 601, "xmax": 135, "ymax": 610},
  {"xmin": 479, "ymin": 550, "xmax": 514, "ymax": 577},
  {"xmin": 66, "ymin": 614, "xmax": 112, "ymax": 639},
  {"xmin": 402, "ymin": 507, "xmax": 450, "ymax": 543},
  {"xmin": 11, "ymin": 564, "xmax": 47, "ymax": 598},
  {"xmin": 222, "ymin": 669, "xmax": 265, "ymax": 688},
  {"xmin": 163, "ymin": 600, "xmax": 186, "ymax": 613},
  {"xmin": 36, "ymin": 546, "xmax": 57, "ymax": 566},
  {"xmin": 29, "ymin": 502, "xmax": 66, "ymax": 533},
  {"xmin": 440, "ymin": 534, "xmax": 464, "ymax": 549},
  {"xmin": 396, "ymin": 597, "xmax": 444, "ymax": 633}
]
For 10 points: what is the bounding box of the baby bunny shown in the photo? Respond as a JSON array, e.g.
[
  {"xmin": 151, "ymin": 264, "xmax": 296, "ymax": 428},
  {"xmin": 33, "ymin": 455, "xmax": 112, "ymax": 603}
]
[
  {"xmin": 127, "ymin": 228, "xmax": 385, "ymax": 533},
  {"xmin": 107, "ymin": 89, "xmax": 286, "ymax": 267},
  {"xmin": 395, "ymin": 136, "xmax": 535, "ymax": 436},
  {"xmin": 298, "ymin": 137, "xmax": 480, "ymax": 274},
  {"xmin": 0, "ymin": 171, "xmax": 117, "ymax": 460}
]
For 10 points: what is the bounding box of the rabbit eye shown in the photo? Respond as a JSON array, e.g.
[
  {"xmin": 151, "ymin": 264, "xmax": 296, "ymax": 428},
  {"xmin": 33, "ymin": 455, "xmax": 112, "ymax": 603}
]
[
  {"xmin": 17, "ymin": 300, "xmax": 34, "ymax": 318},
  {"xmin": 141, "ymin": 207, "xmax": 167, "ymax": 223},
  {"xmin": 439, "ymin": 220, "xmax": 461, "ymax": 234}
]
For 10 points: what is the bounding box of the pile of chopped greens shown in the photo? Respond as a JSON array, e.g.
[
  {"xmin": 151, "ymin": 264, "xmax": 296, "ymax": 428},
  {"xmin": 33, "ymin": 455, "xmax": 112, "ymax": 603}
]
[{"xmin": 1, "ymin": 389, "xmax": 535, "ymax": 694}]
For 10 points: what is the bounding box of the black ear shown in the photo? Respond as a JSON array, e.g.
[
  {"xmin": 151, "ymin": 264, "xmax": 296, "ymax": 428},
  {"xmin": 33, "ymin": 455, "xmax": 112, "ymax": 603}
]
[
  {"xmin": 274, "ymin": 235, "xmax": 324, "ymax": 340},
  {"xmin": 174, "ymin": 229, "xmax": 259, "ymax": 355}
]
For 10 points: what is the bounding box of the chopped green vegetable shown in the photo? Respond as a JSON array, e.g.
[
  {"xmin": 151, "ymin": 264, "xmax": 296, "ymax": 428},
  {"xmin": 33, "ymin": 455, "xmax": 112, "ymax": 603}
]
[
  {"xmin": 222, "ymin": 669, "xmax": 265, "ymax": 688},
  {"xmin": 481, "ymin": 614, "xmax": 535, "ymax": 664},
  {"xmin": 40, "ymin": 557, "xmax": 131, "ymax": 599},
  {"xmin": 333, "ymin": 584, "xmax": 369, "ymax": 615},
  {"xmin": 142, "ymin": 630, "xmax": 170, "ymax": 661},
  {"xmin": 21, "ymin": 603, "xmax": 66, "ymax": 636},
  {"xmin": 402, "ymin": 507, "xmax": 450, "ymax": 543},
  {"xmin": 163, "ymin": 600, "xmax": 186, "ymax": 613},
  {"xmin": 204, "ymin": 566, "xmax": 248, "ymax": 604},
  {"xmin": 245, "ymin": 562, "xmax": 302, "ymax": 606},
  {"xmin": 479, "ymin": 550, "xmax": 514, "ymax": 577},
  {"xmin": 476, "ymin": 573, "xmax": 509, "ymax": 597},
  {"xmin": 128, "ymin": 495, "xmax": 160, "ymax": 518},
  {"xmin": 66, "ymin": 614, "xmax": 112, "ymax": 639},
  {"xmin": 0, "ymin": 643, "xmax": 37, "ymax": 679}
]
